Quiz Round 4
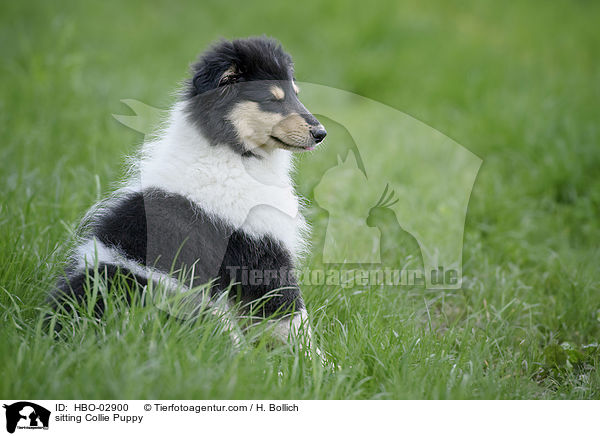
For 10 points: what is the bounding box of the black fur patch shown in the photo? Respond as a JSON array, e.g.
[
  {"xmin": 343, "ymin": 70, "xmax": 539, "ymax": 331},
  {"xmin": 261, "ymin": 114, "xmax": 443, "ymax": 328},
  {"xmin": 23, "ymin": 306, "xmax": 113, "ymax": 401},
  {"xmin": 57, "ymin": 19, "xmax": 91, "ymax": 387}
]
[
  {"xmin": 55, "ymin": 189, "xmax": 302, "ymax": 318},
  {"xmin": 219, "ymin": 230, "xmax": 303, "ymax": 317},
  {"xmin": 52, "ymin": 263, "xmax": 150, "ymax": 318},
  {"xmin": 92, "ymin": 189, "xmax": 230, "ymax": 281},
  {"xmin": 187, "ymin": 37, "xmax": 293, "ymax": 98}
]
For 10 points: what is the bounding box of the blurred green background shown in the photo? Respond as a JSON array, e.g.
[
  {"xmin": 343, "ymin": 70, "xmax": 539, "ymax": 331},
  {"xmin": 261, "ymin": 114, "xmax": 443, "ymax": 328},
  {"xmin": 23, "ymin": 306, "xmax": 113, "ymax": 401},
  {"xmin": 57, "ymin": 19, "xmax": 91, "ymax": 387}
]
[{"xmin": 1, "ymin": 0, "xmax": 599, "ymax": 399}]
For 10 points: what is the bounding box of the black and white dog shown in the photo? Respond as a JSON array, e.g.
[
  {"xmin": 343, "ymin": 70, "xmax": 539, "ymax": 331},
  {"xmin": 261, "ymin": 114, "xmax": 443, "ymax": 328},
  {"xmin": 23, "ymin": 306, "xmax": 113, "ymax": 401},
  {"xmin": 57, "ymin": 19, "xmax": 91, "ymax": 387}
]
[{"xmin": 51, "ymin": 37, "xmax": 326, "ymax": 346}]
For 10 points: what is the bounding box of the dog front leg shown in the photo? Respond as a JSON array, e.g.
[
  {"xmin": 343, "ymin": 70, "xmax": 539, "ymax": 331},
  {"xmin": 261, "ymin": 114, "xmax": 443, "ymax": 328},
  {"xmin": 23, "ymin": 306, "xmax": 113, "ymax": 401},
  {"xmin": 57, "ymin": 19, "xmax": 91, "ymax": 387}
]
[{"xmin": 271, "ymin": 309, "xmax": 325, "ymax": 363}]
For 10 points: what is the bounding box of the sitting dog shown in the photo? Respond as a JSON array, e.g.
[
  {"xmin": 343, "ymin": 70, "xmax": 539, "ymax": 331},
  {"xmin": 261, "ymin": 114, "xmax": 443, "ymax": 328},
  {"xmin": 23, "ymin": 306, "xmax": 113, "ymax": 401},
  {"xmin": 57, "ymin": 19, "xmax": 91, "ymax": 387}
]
[{"xmin": 51, "ymin": 36, "xmax": 326, "ymax": 347}]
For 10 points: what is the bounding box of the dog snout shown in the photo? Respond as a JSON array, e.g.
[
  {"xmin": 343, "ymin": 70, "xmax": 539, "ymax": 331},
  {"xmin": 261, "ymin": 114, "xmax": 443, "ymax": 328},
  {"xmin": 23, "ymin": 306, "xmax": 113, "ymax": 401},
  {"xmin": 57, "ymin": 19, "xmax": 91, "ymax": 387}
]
[{"xmin": 310, "ymin": 125, "xmax": 327, "ymax": 143}]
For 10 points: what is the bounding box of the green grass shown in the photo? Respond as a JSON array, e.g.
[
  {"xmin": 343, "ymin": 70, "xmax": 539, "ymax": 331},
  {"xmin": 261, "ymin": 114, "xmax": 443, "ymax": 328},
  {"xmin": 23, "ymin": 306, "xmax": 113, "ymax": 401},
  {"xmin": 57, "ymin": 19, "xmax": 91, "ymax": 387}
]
[{"xmin": 1, "ymin": 0, "xmax": 599, "ymax": 399}]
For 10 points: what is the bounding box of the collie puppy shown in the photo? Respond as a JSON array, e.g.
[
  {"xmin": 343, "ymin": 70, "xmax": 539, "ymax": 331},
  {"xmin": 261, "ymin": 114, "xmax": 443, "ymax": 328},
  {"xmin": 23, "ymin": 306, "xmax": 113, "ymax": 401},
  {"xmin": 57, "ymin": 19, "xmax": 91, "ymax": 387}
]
[{"xmin": 51, "ymin": 37, "xmax": 326, "ymax": 346}]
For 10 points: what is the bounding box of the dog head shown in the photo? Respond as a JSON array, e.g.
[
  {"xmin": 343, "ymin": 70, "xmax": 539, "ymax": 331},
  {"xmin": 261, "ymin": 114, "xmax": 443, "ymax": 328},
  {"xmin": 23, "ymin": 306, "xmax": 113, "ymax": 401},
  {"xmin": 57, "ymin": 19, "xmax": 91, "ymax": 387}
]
[{"xmin": 185, "ymin": 37, "xmax": 326, "ymax": 154}]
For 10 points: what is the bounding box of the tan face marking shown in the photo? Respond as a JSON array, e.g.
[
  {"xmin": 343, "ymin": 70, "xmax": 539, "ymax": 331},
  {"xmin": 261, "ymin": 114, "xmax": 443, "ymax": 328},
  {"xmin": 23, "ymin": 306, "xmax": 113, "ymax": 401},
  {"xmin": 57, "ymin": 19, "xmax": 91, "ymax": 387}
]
[
  {"xmin": 228, "ymin": 102, "xmax": 315, "ymax": 152},
  {"xmin": 271, "ymin": 113, "xmax": 313, "ymax": 150},
  {"xmin": 270, "ymin": 85, "xmax": 285, "ymax": 100},
  {"xmin": 227, "ymin": 101, "xmax": 284, "ymax": 150}
]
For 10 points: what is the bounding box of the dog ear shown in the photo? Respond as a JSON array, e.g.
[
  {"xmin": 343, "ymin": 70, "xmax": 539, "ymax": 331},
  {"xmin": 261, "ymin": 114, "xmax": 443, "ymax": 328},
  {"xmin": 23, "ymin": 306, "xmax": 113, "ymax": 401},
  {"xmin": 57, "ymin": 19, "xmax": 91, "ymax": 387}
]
[
  {"xmin": 217, "ymin": 66, "xmax": 240, "ymax": 87},
  {"xmin": 190, "ymin": 62, "xmax": 239, "ymax": 96}
]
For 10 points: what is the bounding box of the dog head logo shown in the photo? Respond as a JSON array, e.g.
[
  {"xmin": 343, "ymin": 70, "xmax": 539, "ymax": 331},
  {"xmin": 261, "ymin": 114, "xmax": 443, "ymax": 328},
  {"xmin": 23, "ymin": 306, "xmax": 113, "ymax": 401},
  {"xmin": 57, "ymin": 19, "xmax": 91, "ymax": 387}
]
[
  {"xmin": 113, "ymin": 82, "xmax": 481, "ymax": 290},
  {"xmin": 3, "ymin": 402, "xmax": 50, "ymax": 433}
]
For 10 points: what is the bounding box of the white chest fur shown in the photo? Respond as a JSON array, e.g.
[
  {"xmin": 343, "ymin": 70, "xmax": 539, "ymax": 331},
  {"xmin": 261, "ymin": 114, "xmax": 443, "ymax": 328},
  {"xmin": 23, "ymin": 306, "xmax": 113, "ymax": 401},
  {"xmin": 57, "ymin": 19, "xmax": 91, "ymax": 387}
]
[{"xmin": 132, "ymin": 103, "xmax": 307, "ymax": 258}]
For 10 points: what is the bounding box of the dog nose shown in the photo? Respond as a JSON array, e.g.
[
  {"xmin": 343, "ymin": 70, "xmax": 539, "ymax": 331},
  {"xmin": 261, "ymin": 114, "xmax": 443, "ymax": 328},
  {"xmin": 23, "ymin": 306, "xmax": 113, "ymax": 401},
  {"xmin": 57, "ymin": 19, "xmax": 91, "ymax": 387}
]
[{"xmin": 310, "ymin": 125, "xmax": 327, "ymax": 143}]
